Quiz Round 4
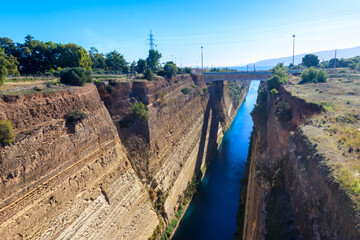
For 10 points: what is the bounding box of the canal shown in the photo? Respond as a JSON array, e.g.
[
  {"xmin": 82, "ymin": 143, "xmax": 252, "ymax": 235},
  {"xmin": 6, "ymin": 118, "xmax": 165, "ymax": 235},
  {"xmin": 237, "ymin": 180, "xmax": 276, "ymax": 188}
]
[{"xmin": 172, "ymin": 80, "xmax": 260, "ymax": 240}]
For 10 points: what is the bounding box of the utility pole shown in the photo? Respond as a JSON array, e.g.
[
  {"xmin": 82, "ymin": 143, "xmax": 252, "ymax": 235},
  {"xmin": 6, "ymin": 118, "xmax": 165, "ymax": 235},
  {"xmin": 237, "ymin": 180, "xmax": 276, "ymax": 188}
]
[
  {"xmin": 292, "ymin": 34, "xmax": 296, "ymax": 70},
  {"xmin": 175, "ymin": 57, "xmax": 177, "ymax": 66},
  {"xmin": 201, "ymin": 46, "xmax": 204, "ymax": 73},
  {"xmin": 148, "ymin": 30, "xmax": 155, "ymax": 50},
  {"xmin": 247, "ymin": 65, "xmax": 248, "ymax": 72},
  {"xmin": 254, "ymin": 64, "xmax": 256, "ymax": 72},
  {"xmin": 180, "ymin": 58, "xmax": 182, "ymax": 68},
  {"xmin": 334, "ymin": 49, "xmax": 337, "ymax": 71},
  {"xmin": 172, "ymin": 55, "xmax": 174, "ymax": 62}
]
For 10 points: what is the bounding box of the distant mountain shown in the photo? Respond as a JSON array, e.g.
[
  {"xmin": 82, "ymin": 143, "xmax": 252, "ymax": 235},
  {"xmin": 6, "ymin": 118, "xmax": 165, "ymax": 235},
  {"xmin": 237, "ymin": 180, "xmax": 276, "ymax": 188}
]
[{"xmin": 231, "ymin": 46, "xmax": 360, "ymax": 71}]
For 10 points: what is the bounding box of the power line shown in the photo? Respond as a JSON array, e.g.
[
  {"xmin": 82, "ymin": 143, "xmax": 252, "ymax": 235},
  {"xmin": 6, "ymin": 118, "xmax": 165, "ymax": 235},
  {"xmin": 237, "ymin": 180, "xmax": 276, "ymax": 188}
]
[{"xmin": 147, "ymin": 29, "xmax": 155, "ymax": 50}]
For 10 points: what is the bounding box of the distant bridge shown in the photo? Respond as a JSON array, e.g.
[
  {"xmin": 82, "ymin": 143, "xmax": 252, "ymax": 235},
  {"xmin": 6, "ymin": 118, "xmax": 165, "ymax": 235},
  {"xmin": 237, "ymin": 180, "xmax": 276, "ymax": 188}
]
[{"xmin": 203, "ymin": 71, "xmax": 301, "ymax": 82}]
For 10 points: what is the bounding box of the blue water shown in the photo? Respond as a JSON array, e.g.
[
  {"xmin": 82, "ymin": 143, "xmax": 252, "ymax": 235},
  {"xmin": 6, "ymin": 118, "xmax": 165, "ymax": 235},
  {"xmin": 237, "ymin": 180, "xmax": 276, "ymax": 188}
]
[{"xmin": 172, "ymin": 80, "xmax": 260, "ymax": 240}]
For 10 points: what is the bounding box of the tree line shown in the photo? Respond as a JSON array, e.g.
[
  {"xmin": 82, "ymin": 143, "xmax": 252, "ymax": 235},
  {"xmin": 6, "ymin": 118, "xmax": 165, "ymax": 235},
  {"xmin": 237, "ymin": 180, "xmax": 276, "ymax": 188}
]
[
  {"xmin": 289, "ymin": 53, "xmax": 360, "ymax": 70},
  {"xmin": 0, "ymin": 35, "xmax": 193, "ymax": 78}
]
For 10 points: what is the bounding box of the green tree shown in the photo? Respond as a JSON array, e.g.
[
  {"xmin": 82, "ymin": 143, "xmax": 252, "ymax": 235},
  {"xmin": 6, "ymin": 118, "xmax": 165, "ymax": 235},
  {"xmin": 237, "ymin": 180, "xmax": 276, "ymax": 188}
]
[
  {"xmin": 144, "ymin": 68, "xmax": 154, "ymax": 80},
  {"xmin": 302, "ymin": 54, "xmax": 320, "ymax": 68},
  {"xmin": 267, "ymin": 63, "xmax": 287, "ymax": 90},
  {"xmin": 105, "ymin": 50, "xmax": 127, "ymax": 72},
  {"xmin": 60, "ymin": 67, "xmax": 92, "ymax": 86},
  {"xmin": 131, "ymin": 101, "xmax": 149, "ymax": 121},
  {"xmin": 0, "ymin": 120, "xmax": 16, "ymax": 145},
  {"xmin": 0, "ymin": 37, "xmax": 20, "ymax": 58},
  {"xmin": 57, "ymin": 43, "xmax": 92, "ymax": 70},
  {"xmin": 0, "ymin": 48, "xmax": 19, "ymax": 86},
  {"xmin": 164, "ymin": 61, "xmax": 177, "ymax": 78},
  {"xmin": 130, "ymin": 61, "xmax": 137, "ymax": 73},
  {"xmin": 146, "ymin": 49, "xmax": 162, "ymax": 72},
  {"xmin": 89, "ymin": 47, "xmax": 106, "ymax": 69},
  {"xmin": 136, "ymin": 59, "xmax": 147, "ymax": 73}
]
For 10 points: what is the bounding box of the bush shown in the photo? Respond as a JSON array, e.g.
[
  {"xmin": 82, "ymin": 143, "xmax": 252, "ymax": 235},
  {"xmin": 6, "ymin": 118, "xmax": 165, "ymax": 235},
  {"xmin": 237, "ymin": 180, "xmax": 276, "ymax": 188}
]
[
  {"xmin": 348, "ymin": 63, "xmax": 357, "ymax": 70},
  {"xmin": 164, "ymin": 62, "xmax": 177, "ymax": 78},
  {"xmin": 0, "ymin": 120, "xmax": 15, "ymax": 145},
  {"xmin": 267, "ymin": 64, "xmax": 287, "ymax": 90},
  {"xmin": 203, "ymin": 87, "xmax": 208, "ymax": 93},
  {"xmin": 60, "ymin": 67, "xmax": 92, "ymax": 86},
  {"xmin": 131, "ymin": 101, "xmax": 149, "ymax": 121},
  {"xmin": 275, "ymin": 101, "xmax": 292, "ymax": 122},
  {"xmin": 108, "ymin": 79, "xmax": 117, "ymax": 86},
  {"xmin": 181, "ymin": 87, "xmax": 190, "ymax": 94},
  {"xmin": 157, "ymin": 69, "xmax": 166, "ymax": 77},
  {"xmin": 65, "ymin": 110, "xmax": 87, "ymax": 123},
  {"xmin": 184, "ymin": 67, "xmax": 192, "ymax": 74},
  {"xmin": 144, "ymin": 68, "xmax": 154, "ymax": 80},
  {"xmin": 105, "ymin": 84, "xmax": 115, "ymax": 93},
  {"xmin": 299, "ymin": 67, "xmax": 327, "ymax": 84},
  {"xmin": 270, "ymin": 89, "xmax": 279, "ymax": 95}
]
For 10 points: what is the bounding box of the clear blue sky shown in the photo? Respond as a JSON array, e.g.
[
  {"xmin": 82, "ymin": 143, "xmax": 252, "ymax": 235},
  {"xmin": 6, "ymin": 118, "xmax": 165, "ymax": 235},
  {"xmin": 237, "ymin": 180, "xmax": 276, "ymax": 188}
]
[{"xmin": 1, "ymin": 0, "xmax": 360, "ymax": 67}]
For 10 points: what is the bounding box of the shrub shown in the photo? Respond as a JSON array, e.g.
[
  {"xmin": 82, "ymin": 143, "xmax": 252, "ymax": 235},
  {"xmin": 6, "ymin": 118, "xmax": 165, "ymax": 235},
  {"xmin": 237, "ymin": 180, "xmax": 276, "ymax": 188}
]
[
  {"xmin": 203, "ymin": 87, "xmax": 208, "ymax": 93},
  {"xmin": 105, "ymin": 84, "xmax": 115, "ymax": 93},
  {"xmin": 184, "ymin": 67, "xmax": 192, "ymax": 74},
  {"xmin": 157, "ymin": 69, "xmax": 166, "ymax": 77},
  {"xmin": 267, "ymin": 64, "xmax": 287, "ymax": 90},
  {"xmin": 131, "ymin": 101, "xmax": 149, "ymax": 121},
  {"xmin": 299, "ymin": 67, "xmax": 327, "ymax": 84},
  {"xmin": 0, "ymin": 120, "xmax": 15, "ymax": 145},
  {"xmin": 348, "ymin": 63, "xmax": 357, "ymax": 70},
  {"xmin": 65, "ymin": 110, "xmax": 87, "ymax": 123},
  {"xmin": 144, "ymin": 68, "xmax": 154, "ymax": 80},
  {"xmin": 108, "ymin": 79, "xmax": 117, "ymax": 86},
  {"xmin": 164, "ymin": 62, "xmax": 177, "ymax": 78},
  {"xmin": 275, "ymin": 101, "xmax": 292, "ymax": 122},
  {"xmin": 270, "ymin": 89, "xmax": 279, "ymax": 95},
  {"xmin": 181, "ymin": 87, "xmax": 190, "ymax": 94},
  {"xmin": 60, "ymin": 67, "xmax": 92, "ymax": 86}
]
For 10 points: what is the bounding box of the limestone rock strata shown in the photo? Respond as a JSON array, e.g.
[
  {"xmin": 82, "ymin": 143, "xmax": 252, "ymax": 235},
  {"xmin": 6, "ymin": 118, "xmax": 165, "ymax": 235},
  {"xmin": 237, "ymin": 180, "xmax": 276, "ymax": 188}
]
[
  {"xmin": 0, "ymin": 75, "xmax": 250, "ymax": 239},
  {"xmin": 242, "ymin": 84, "xmax": 360, "ymax": 240},
  {"xmin": 0, "ymin": 84, "xmax": 157, "ymax": 240},
  {"xmin": 97, "ymin": 74, "xmax": 250, "ymax": 221}
]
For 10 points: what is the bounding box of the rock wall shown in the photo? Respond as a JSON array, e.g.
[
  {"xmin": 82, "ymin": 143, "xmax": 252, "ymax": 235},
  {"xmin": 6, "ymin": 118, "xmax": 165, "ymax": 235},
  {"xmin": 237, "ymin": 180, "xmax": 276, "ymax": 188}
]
[
  {"xmin": 0, "ymin": 84, "xmax": 158, "ymax": 240},
  {"xmin": 0, "ymin": 74, "xmax": 250, "ymax": 239},
  {"xmin": 242, "ymin": 83, "xmax": 360, "ymax": 239},
  {"xmin": 97, "ymin": 74, "xmax": 250, "ymax": 221}
]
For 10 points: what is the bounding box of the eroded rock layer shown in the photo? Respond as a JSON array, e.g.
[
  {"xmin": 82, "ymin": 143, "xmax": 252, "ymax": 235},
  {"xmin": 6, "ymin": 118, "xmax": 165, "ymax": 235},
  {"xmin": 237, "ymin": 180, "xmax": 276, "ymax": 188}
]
[
  {"xmin": 0, "ymin": 85, "xmax": 157, "ymax": 240},
  {"xmin": 241, "ymin": 83, "xmax": 360, "ymax": 240},
  {"xmin": 0, "ymin": 75, "xmax": 250, "ymax": 239}
]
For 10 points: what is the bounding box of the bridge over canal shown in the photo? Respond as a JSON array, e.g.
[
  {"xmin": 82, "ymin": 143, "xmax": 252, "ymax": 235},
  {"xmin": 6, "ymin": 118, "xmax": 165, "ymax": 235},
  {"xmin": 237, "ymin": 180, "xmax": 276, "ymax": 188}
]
[{"xmin": 202, "ymin": 71, "xmax": 301, "ymax": 82}]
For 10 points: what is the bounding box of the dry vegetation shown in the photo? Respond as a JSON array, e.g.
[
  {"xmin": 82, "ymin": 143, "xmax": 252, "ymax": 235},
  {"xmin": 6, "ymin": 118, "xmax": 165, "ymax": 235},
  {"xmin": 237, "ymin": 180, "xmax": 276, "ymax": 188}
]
[
  {"xmin": 0, "ymin": 74, "xmax": 142, "ymax": 96},
  {"xmin": 285, "ymin": 73, "xmax": 360, "ymax": 208}
]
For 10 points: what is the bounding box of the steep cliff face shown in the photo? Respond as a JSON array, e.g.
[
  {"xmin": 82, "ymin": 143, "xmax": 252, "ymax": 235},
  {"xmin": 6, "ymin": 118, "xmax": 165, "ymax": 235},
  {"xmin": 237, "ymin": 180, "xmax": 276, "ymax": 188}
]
[
  {"xmin": 97, "ymin": 74, "xmax": 250, "ymax": 221},
  {"xmin": 0, "ymin": 75, "xmax": 250, "ymax": 239},
  {"xmin": 0, "ymin": 84, "xmax": 158, "ymax": 240},
  {"xmin": 242, "ymin": 81, "xmax": 360, "ymax": 240}
]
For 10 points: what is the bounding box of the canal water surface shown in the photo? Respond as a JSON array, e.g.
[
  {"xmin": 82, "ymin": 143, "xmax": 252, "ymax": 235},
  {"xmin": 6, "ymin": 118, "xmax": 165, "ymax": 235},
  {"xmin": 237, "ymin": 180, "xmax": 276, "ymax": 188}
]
[{"xmin": 173, "ymin": 80, "xmax": 260, "ymax": 240}]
